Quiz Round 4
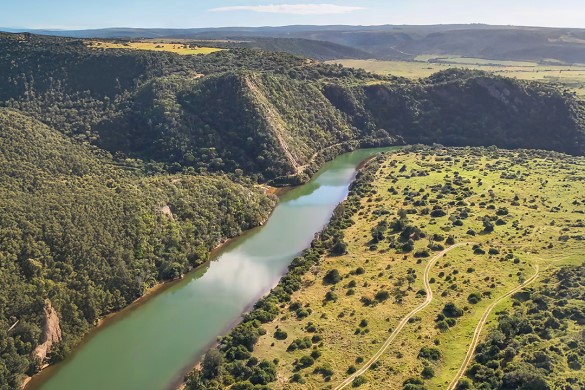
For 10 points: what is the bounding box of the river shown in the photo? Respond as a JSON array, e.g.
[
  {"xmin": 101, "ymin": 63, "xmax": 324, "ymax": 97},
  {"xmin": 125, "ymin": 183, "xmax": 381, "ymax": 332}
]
[{"xmin": 28, "ymin": 147, "xmax": 399, "ymax": 390}]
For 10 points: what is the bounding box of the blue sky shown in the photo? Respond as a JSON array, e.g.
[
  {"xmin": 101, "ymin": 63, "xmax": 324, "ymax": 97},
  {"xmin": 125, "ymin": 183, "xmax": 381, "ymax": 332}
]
[{"xmin": 2, "ymin": 0, "xmax": 584, "ymax": 29}]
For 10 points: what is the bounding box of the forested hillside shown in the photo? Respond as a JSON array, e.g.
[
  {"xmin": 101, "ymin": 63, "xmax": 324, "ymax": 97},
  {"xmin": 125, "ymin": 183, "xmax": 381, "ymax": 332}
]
[
  {"xmin": 2, "ymin": 33, "xmax": 584, "ymax": 185},
  {"xmin": 0, "ymin": 108, "xmax": 275, "ymax": 388}
]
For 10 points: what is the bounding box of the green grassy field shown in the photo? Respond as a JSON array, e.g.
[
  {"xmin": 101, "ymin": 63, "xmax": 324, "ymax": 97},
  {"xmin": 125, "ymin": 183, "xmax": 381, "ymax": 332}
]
[
  {"xmin": 86, "ymin": 40, "xmax": 223, "ymax": 55},
  {"xmin": 244, "ymin": 147, "xmax": 585, "ymax": 389},
  {"xmin": 327, "ymin": 58, "xmax": 585, "ymax": 96}
]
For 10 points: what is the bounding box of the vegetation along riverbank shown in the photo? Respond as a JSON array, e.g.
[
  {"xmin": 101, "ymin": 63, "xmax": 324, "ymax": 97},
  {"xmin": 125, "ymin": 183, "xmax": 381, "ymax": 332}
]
[{"xmin": 187, "ymin": 146, "xmax": 585, "ymax": 389}]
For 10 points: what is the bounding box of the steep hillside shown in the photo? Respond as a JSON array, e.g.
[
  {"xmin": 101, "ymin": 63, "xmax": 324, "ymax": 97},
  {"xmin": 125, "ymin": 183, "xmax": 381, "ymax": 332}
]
[
  {"xmin": 0, "ymin": 108, "xmax": 275, "ymax": 388},
  {"xmin": 95, "ymin": 71, "xmax": 383, "ymax": 182},
  {"xmin": 360, "ymin": 70, "xmax": 585, "ymax": 154},
  {"xmin": 1, "ymin": 32, "xmax": 584, "ymax": 185}
]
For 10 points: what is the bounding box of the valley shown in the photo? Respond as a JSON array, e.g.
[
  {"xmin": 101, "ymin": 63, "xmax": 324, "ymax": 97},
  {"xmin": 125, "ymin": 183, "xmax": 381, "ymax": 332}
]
[{"xmin": 0, "ymin": 26, "xmax": 583, "ymax": 390}]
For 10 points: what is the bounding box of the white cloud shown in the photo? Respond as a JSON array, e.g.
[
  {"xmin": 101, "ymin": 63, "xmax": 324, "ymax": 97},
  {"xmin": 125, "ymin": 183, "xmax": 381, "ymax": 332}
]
[{"xmin": 210, "ymin": 3, "xmax": 366, "ymax": 15}]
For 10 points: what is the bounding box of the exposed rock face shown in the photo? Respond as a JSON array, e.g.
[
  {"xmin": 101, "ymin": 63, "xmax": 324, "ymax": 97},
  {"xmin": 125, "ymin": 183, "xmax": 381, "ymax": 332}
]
[
  {"xmin": 33, "ymin": 300, "xmax": 62, "ymax": 364},
  {"xmin": 160, "ymin": 205, "xmax": 175, "ymax": 221}
]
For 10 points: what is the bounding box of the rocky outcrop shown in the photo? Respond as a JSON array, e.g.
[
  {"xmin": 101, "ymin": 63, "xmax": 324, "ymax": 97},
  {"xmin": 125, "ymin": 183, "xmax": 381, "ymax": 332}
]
[{"xmin": 33, "ymin": 300, "xmax": 62, "ymax": 364}]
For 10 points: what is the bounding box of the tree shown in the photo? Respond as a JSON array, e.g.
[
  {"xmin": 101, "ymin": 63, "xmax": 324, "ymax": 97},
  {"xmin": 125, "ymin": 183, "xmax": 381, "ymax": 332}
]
[
  {"xmin": 483, "ymin": 218, "xmax": 494, "ymax": 233},
  {"xmin": 201, "ymin": 349, "xmax": 223, "ymax": 379},
  {"xmin": 330, "ymin": 237, "xmax": 348, "ymax": 256},
  {"xmin": 502, "ymin": 365, "xmax": 550, "ymax": 390}
]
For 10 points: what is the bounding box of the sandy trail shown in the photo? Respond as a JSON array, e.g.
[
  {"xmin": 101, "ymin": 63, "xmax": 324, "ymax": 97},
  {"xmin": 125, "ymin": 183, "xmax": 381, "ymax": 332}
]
[
  {"xmin": 334, "ymin": 242, "xmax": 473, "ymax": 390},
  {"xmin": 446, "ymin": 265, "xmax": 540, "ymax": 390}
]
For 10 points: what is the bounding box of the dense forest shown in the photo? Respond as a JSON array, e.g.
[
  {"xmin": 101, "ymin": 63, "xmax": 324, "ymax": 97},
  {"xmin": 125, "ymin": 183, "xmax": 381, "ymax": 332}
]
[
  {"xmin": 1, "ymin": 31, "xmax": 585, "ymax": 388},
  {"xmin": 0, "ymin": 108, "xmax": 275, "ymax": 388}
]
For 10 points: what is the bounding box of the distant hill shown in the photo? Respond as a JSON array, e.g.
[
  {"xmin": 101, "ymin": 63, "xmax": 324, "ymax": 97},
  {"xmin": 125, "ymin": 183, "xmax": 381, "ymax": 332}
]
[
  {"xmin": 190, "ymin": 37, "xmax": 372, "ymax": 61},
  {"xmin": 6, "ymin": 24, "xmax": 585, "ymax": 63}
]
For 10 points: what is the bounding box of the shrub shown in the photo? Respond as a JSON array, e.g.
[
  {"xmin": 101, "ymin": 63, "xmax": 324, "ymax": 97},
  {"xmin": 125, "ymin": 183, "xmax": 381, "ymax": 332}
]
[
  {"xmin": 324, "ymin": 269, "xmax": 342, "ymax": 284},
  {"xmin": 403, "ymin": 377, "xmax": 426, "ymax": 390},
  {"xmin": 274, "ymin": 329, "xmax": 288, "ymax": 340},
  {"xmin": 422, "ymin": 365, "xmax": 435, "ymax": 379},
  {"xmin": 414, "ymin": 249, "xmax": 431, "ymax": 258},
  {"xmin": 418, "ymin": 347, "xmax": 441, "ymax": 361},
  {"xmin": 287, "ymin": 337, "xmax": 312, "ymax": 352},
  {"xmin": 455, "ymin": 378, "xmax": 473, "ymax": 389},
  {"xmin": 310, "ymin": 349, "xmax": 322, "ymax": 359},
  {"xmin": 468, "ymin": 292, "xmax": 482, "ymax": 304},
  {"xmin": 436, "ymin": 321, "xmax": 449, "ymax": 332},
  {"xmin": 314, "ymin": 364, "xmax": 334, "ymax": 379},
  {"xmin": 375, "ymin": 290, "xmax": 390, "ymax": 302},
  {"xmin": 325, "ymin": 291, "xmax": 338, "ymax": 301},
  {"xmin": 297, "ymin": 355, "xmax": 315, "ymax": 369},
  {"xmin": 290, "ymin": 373, "xmax": 305, "ymax": 384},
  {"xmin": 330, "ymin": 238, "xmax": 348, "ymax": 255},
  {"xmin": 488, "ymin": 248, "xmax": 500, "ymax": 255},
  {"xmin": 352, "ymin": 376, "xmax": 367, "ymax": 387},
  {"xmin": 473, "ymin": 247, "xmax": 486, "ymax": 255},
  {"xmin": 443, "ymin": 302, "xmax": 464, "ymax": 318},
  {"xmin": 431, "ymin": 209, "xmax": 447, "ymax": 218}
]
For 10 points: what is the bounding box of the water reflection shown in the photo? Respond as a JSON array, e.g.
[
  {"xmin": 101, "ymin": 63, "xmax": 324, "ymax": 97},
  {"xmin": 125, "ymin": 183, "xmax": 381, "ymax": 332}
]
[{"xmin": 32, "ymin": 147, "xmax": 398, "ymax": 390}]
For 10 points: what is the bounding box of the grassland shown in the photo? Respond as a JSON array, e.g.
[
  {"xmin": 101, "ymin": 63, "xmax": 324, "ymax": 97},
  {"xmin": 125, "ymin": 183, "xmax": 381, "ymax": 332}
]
[
  {"xmin": 86, "ymin": 40, "xmax": 223, "ymax": 55},
  {"xmin": 243, "ymin": 147, "xmax": 585, "ymax": 389},
  {"xmin": 327, "ymin": 58, "xmax": 585, "ymax": 96}
]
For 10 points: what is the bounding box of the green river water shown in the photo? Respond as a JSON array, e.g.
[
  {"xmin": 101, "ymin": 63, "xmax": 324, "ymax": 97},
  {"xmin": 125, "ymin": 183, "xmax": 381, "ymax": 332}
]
[{"xmin": 29, "ymin": 147, "xmax": 398, "ymax": 390}]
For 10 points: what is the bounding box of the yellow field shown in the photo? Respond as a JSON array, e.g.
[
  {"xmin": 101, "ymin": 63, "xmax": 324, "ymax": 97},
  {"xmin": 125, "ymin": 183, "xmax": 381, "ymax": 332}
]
[
  {"xmin": 86, "ymin": 40, "xmax": 223, "ymax": 55},
  {"xmin": 327, "ymin": 58, "xmax": 585, "ymax": 96},
  {"xmin": 247, "ymin": 147, "xmax": 585, "ymax": 389}
]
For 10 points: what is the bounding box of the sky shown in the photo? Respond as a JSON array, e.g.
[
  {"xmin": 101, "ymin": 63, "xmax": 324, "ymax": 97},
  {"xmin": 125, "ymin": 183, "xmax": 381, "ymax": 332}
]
[{"xmin": 2, "ymin": 0, "xmax": 584, "ymax": 30}]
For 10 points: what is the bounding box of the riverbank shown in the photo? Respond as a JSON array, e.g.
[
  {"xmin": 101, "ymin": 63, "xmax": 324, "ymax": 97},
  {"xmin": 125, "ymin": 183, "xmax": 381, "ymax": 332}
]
[
  {"xmin": 191, "ymin": 146, "xmax": 585, "ymax": 389},
  {"xmin": 27, "ymin": 147, "xmax": 401, "ymax": 390},
  {"xmin": 24, "ymin": 206, "xmax": 277, "ymax": 390},
  {"xmin": 181, "ymin": 151, "xmax": 388, "ymax": 388}
]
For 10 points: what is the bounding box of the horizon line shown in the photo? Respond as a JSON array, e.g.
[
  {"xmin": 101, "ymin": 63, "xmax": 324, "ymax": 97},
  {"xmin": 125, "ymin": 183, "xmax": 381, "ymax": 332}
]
[{"xmin": 2, "ymin": 22, "xmax": 583, "ymax": 32}]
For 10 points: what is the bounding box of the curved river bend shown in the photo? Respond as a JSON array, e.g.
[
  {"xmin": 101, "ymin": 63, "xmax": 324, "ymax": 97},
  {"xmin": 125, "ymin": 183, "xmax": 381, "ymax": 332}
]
[{"xmin": 29, "ymin": 147, "xmax": 398, "ymax": 390}]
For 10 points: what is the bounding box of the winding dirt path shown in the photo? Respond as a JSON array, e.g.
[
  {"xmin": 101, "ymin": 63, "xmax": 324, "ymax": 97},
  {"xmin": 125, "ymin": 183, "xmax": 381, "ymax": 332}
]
[
  {"xmin": 446, "ymin": 264, "xmax": 540, "ymax": 390},
  {"xmin": 334, "ymin": 243, "xmax": 472, "ymax": 390}
]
